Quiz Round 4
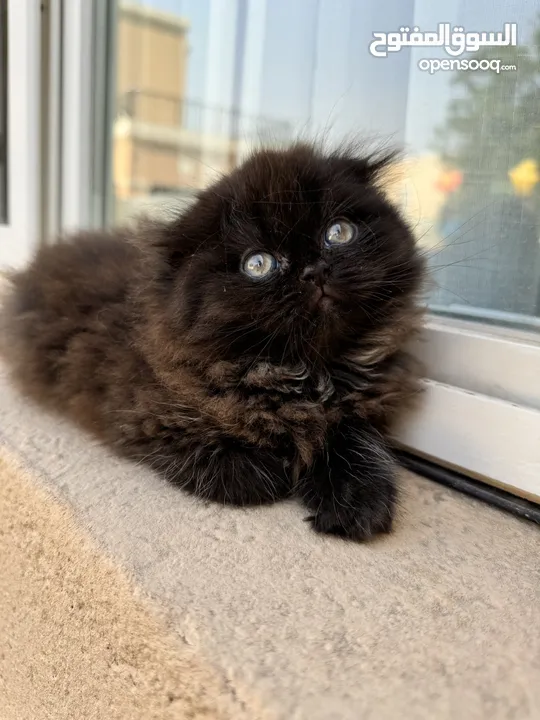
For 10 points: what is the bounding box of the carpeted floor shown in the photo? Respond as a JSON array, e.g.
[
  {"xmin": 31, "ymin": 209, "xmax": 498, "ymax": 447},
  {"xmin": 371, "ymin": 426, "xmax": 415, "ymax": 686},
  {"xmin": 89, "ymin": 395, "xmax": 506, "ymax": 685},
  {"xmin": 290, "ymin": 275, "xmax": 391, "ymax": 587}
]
[
  {"xmin": 1, "ymin": 362, "xmax": 539, "ymax": 720},
  {"xmin": 0, "ymin": 449, "xmax": 254, "ymax": 720}
]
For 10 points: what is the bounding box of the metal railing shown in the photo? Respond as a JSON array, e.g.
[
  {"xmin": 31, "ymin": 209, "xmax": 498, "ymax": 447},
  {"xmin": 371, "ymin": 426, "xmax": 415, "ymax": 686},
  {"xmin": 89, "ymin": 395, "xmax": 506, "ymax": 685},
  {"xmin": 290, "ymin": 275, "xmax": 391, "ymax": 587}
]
[{"xmin": 116, "ymin": 90, "xmax": 292, "ymax": 142}]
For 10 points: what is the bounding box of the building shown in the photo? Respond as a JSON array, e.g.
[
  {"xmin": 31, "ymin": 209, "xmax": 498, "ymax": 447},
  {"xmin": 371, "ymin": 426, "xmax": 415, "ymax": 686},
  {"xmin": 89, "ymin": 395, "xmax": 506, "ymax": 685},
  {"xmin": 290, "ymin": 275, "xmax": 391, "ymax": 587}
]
[{"xmin": 113, "ymin": 2, "xmax": 292, "ymax": 221}]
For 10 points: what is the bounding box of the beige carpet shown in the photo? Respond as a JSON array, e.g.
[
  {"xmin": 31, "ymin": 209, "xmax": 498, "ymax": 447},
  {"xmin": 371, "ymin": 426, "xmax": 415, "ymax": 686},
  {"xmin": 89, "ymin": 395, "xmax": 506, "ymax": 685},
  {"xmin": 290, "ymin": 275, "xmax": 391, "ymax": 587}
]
[
  {"xmin": 0, "ymin": 450, "xmax": 261, "ymax": 720},
  {"xmin": 1, "ymin": 363, "xmax": 539, "ymax": 719}
]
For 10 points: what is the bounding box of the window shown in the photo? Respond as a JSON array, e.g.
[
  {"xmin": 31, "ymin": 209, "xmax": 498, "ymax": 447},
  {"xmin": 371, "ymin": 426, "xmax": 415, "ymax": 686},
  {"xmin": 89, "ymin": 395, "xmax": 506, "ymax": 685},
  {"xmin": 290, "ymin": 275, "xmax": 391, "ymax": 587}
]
[
  {"xmin": 0, "ymin": 0, "xmax": 40, "ymax": 268},
  {"xmin": 104, "ymin": 1, "xmax": 540, "ymax": 324},
  {"xmin": 60, "ymin": 0, "xmax": 540, "ymax": 499}
]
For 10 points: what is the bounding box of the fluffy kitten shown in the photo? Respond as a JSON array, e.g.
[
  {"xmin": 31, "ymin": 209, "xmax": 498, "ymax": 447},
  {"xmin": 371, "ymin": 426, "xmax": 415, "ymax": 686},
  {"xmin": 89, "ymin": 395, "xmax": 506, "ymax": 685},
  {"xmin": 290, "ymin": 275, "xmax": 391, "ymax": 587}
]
[{"xmin": 1, "ymin": 143, "xmax": 425, "ymax": 540}]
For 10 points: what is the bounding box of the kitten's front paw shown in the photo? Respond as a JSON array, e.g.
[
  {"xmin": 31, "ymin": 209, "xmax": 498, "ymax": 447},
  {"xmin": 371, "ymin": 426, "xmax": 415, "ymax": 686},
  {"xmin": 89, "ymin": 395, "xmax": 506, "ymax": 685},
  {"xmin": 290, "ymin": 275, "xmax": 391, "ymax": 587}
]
[{"xmin": 306, "ymin": 479, "xmax": 395, "ymax": 541}]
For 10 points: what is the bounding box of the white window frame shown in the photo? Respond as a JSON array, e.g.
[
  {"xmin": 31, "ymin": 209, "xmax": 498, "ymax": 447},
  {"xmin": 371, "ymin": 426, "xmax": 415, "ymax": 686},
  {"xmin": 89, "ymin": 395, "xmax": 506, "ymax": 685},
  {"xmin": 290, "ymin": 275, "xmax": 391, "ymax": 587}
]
[
  {"xmin": 60, "ymin": 0, "xmax": 94, "ymax": 232},
  {"xmin": 395, "ymin": 319, "xmax": 540, "ymax": 502},
  {"xmin": 43, "ymin": 0, "xmax": 115, "ymax": 237},
  {"xmin": 0, "ymin": 0, "xmax": 41, "ymax": 269}
]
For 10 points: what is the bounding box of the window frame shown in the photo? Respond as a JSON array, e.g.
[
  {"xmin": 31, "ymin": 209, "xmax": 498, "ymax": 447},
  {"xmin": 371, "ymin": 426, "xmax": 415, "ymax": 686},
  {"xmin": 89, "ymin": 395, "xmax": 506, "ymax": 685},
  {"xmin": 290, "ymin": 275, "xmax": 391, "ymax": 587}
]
[
  {"xmin": 0, "ymin": 0, "xmax": 41, "ymax": 269},
  {"xmin": 395, "ymin": 319, "xmax": 540, "ymax": 501}
]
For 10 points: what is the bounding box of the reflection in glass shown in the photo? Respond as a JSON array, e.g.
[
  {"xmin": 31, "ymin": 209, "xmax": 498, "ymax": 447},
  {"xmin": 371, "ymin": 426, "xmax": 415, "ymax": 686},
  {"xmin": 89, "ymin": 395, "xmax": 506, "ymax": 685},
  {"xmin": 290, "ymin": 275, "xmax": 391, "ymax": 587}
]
[
  {"xmin": 426, "ymin": 24, "xmax": 540, "ymax": 323},
  {"xmin": 110, "ymin": 0, "xmax": 540, "ymax": 328},
  {"xmin": 113, "ymin": 2, "xmax": 292, "ymax": 222}
]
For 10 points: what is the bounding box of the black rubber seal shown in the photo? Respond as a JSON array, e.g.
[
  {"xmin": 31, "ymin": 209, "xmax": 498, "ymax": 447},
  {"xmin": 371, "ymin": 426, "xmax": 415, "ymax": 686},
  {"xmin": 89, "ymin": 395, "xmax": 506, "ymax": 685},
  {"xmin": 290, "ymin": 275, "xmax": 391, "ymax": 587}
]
[{"xmin": 397, "ymin": 451, "xmax": 540, "ymax": 527}]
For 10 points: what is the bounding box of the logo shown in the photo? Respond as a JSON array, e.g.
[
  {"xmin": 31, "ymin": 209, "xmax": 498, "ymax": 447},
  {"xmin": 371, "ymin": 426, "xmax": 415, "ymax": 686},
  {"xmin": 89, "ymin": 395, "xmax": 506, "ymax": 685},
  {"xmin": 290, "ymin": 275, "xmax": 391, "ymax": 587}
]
[{"xmin": 369, "ymin": 23, "xmax": 517, "ymax": 58}]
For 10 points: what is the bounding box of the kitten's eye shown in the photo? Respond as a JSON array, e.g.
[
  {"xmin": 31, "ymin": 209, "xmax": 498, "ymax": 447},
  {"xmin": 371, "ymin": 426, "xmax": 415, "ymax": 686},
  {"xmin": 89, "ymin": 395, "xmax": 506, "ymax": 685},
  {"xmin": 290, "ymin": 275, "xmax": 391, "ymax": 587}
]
[
  {"xmin": 324, "ymin": 220, "xmax": 357, "ymax": 248},
  {"xmin": 242, "ymin": 252, "xmax": 278, "ymax": 279}
]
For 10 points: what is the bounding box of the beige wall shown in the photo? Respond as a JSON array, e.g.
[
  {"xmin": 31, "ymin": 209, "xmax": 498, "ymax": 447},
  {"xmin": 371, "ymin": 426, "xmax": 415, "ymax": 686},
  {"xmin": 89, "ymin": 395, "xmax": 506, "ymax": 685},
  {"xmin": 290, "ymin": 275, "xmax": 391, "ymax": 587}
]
[
  {"xmin": 115, "ymin": 3, "xmax": 190, "ymax": 199},
  {"xmin": 113, "ymin": 3, "xmax": 247, "ymax": 210},
  {"xmin": 117, "ymin": 4, "xmax": 189, "ymax": 124},
  {"xmin": 132, "ymin": 143, "xmax": 181, "ymax": 191},
  {"xmin": 113, "ymin": 135, "xmax": 133, "ymax": 199}
]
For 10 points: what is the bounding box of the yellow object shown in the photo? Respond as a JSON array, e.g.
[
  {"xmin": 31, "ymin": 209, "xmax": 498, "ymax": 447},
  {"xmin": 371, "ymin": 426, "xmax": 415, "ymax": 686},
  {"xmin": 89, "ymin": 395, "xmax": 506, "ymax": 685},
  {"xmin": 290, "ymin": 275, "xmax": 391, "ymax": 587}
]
[{"xmin": 508, "ymin": 159, "xmax": 539, "ymax": 196}]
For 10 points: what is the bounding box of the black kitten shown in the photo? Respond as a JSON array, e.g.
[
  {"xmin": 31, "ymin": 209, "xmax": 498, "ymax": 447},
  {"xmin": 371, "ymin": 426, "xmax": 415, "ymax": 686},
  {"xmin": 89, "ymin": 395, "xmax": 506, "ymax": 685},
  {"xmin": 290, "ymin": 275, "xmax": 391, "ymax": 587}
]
[{"xmin": 1, "ymin": 143, "xmax": 425, "ymax": 540}]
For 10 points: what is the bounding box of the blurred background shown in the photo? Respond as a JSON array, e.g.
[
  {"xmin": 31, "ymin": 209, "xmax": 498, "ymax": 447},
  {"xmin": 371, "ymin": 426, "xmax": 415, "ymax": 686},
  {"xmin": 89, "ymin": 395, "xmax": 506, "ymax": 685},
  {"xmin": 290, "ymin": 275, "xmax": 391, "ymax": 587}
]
[
  {"xmin": 2, "ymin": 0, "xmax": 540, "ymax": 327},
  {"xmin": 111, "ymin": 0, "xmax": 540, "ymax": 327}
]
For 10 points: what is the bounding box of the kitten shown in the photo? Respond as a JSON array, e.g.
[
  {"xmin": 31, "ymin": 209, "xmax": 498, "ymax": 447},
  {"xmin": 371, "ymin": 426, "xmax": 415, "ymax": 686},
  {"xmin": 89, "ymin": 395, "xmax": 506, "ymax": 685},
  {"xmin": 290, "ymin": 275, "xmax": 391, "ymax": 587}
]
[{"xmin": 1, "ymin": 143, "xmax": 425, "ymax": 540}]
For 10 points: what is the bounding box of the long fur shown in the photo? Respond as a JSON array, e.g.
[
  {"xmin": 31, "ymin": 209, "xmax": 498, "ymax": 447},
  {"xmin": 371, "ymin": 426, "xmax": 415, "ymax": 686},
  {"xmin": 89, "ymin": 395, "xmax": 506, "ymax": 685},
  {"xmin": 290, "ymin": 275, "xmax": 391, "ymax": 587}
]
[{"xmin": 1, "ymin": 143, "xmax": 425, "ymax": 540}]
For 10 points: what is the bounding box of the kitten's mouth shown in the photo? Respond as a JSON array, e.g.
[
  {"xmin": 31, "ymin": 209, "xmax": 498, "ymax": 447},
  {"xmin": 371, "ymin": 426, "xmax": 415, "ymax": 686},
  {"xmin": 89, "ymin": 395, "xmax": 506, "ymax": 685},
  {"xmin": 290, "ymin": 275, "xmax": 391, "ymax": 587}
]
[{"xmin": 311, "ymin": 285, "xmax": 339, "ymax": 311}]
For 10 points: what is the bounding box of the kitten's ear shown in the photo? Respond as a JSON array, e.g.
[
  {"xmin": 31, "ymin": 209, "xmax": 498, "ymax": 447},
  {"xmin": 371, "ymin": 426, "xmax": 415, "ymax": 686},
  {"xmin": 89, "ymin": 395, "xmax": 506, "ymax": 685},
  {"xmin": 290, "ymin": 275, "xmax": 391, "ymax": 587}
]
[
  {"xmin": 133, "ymin": 216, "xmax": 190, "ymax": 272},
  {"xmin": 138, "ymin": 189, "xmax": 227, "ymax": 272},
  {"xmin": 152, "ymin": 221, "xmax": 191, "ymax": 271},
  {"xmin": 331, "ymin": 147, "xmax": 400, "ymax": 185}
]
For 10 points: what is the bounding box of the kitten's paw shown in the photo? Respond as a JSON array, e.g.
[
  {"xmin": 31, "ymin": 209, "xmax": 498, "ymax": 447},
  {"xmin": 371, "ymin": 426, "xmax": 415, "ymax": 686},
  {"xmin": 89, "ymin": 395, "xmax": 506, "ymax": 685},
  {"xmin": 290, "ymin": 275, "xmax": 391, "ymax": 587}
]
[{"xmin": 305, "ymin": 482, "xmax": 394, "ymax": 541}]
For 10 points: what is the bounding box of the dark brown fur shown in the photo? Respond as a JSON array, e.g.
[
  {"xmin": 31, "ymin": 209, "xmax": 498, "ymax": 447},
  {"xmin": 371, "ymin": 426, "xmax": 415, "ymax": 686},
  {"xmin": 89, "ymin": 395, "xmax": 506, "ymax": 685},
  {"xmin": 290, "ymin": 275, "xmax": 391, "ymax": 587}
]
[{"xmin": 1, "ymin": 143, "xmax": 425, "ymax": 540}]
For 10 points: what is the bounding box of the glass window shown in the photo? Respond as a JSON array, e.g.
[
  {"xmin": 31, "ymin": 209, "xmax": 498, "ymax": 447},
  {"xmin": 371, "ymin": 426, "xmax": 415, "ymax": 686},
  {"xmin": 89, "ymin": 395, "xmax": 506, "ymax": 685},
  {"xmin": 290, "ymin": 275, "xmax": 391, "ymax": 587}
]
[
  {"xmin": 107, "ymin": 0, "xmax": 540, "ymax": 330},
  {"xmin": 0, "ymin": 0, "xmax": 7, "ymax": 224}
]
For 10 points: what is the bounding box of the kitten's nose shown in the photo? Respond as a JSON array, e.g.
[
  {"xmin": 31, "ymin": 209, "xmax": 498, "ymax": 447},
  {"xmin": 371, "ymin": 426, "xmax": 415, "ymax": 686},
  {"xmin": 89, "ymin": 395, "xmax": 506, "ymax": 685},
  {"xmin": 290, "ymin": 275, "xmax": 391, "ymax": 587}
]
[{"xmin": 300, "ymin": 260, "xmax": 330, "ymax": 285}]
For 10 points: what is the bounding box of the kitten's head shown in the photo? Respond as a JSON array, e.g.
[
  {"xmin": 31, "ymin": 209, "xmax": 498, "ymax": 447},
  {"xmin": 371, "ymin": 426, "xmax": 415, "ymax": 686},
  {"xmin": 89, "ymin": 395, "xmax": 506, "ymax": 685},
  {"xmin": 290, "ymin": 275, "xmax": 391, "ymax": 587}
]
[{"xmin": 147, "ymin": 143, "xmax": 424, "ymax": 366}]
